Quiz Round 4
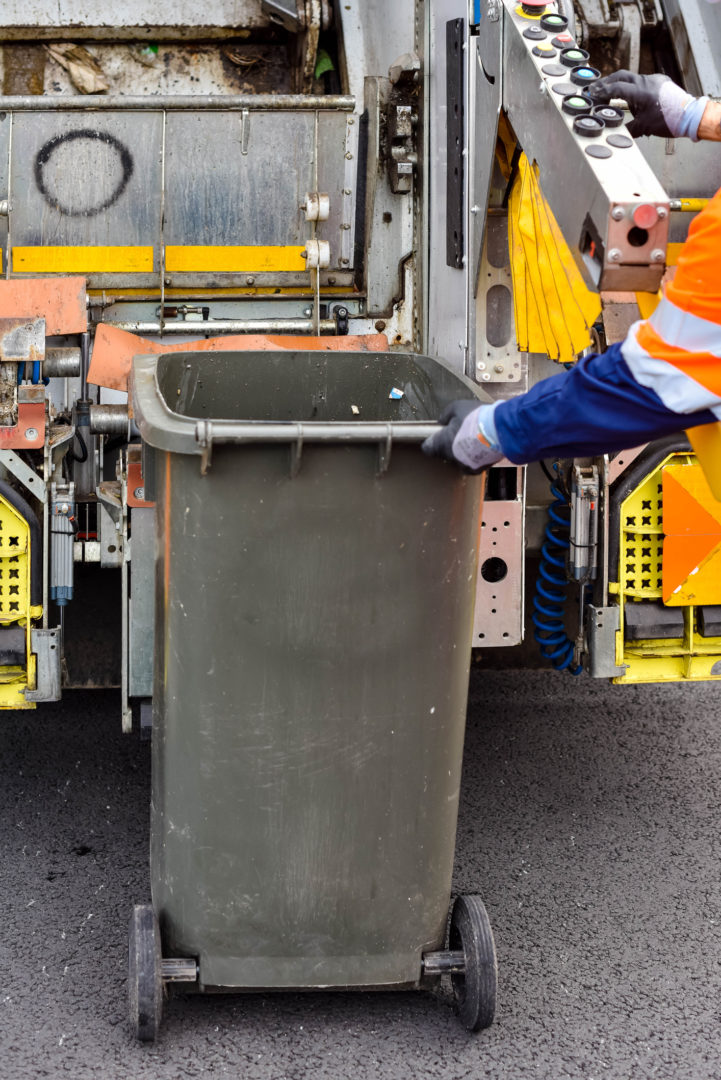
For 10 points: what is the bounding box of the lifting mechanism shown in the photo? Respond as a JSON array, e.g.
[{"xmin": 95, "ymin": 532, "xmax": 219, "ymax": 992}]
[{"xmin": 0, "ymin": 0, "xmax": 718, "ymax": 711}]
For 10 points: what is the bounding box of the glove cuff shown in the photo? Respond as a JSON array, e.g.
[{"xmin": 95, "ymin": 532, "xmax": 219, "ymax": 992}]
[{"xmin": 676, "ymin": 95, "xmax": 709, "ymax": 141}]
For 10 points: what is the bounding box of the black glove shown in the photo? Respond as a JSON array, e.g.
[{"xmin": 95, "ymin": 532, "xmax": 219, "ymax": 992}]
[
  {"xmin": 421, "ymin": 400, "xmax": 502, "ymax": 473},
  {"xmin": 588, "ymin": 71, "xmax": 702, "ymax": 139}
]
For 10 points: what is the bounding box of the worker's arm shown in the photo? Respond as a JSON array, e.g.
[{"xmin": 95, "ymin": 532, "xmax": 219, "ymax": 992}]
[
  {"xmin": 589, "ymin": 72, "xmax": 715, "ymax": 141},
  {"xmin": 424, "ymin": 188, "xmax": 721, "ymax": 468},
  {"xmin": 698, "ymin": 99, "xmax": 721, "ymax": 141}
]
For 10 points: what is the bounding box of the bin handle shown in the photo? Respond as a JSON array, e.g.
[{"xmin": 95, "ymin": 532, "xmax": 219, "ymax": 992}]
[{"xmin": 194, "ymin": 419, "xmax": 442, "ymax": 474}]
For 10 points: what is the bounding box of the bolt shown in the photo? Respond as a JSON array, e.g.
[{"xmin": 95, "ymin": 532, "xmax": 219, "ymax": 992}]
[
  {"xmin": 340, "ymin": 223, "xmax": 351, "ymax": 230},
  {"xmin": 611, "ymin": 206, "xmax": 625, "ymax": 221},
  {"xmin": 303, "ymin": 307, "xmax": 312, "ymax": 317},
  {"xmin": 477, "ymin": 361, "xmax": 486, "ymax": 371},
  {"xmin": 164, "ymin": 277, "xmax": 171, "ymax": 286},
  {"xmin": 25, "ymin": 427, "xmax": 38, "ymax": 440},
  {"xmin": 471, "ymin": 205, "xmax": 481, "ymax": 215},
  {"xmin": 340, "ymin": 257, "xmax": 350, "ymax": 265},
  {"xmin": 481, "ymin": 372, "xmax": 491, "ymax": 382},
  {"xmin": 656, "ymin": 206, "xmax": 668, "ymax": 220},
  {"xmin": 375, "ymin": 320, "xmax": 387, "ymax": 332},
  {"xmin": 607, "ymin": 248, "xmax": 622, "ymax": 263},
  {"xmin": 246, "ymin": 276, "xmax": 255, "ymax": 285},
  {"xmin": 345, "ymin": 152, "xmax": 354, "ymax": 160},
  {"xmin": 651, "ymin": 248, "xmax": 665, "ymax": 262},
  {"xmin": 328, "ymin": 277, "xmax": 336, "ymax": 285},
  {"xmin": 493, "ymin": 363, "xmax": 504, "ymax": 374},
  {"xmin": 538, "ymin": 82, "xmax": 547, "ymax": 95},
  {"xmin": 134, "ymin": 487, "xmax": 145, "ymax": 501}
]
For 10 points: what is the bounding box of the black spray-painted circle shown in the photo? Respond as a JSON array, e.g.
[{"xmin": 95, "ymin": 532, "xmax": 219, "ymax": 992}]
[{"xmin": 34, "ymin": 128, "xmax": 134, "ymax": 217}]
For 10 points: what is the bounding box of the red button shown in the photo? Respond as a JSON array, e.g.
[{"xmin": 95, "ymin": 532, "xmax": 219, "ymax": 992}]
[{"xmin": 633, "ymin": 204, "xmax": 659, "ymax": 229}]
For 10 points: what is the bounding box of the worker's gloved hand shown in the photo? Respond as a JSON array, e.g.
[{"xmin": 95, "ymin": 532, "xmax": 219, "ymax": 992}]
[
  {"xmin": 422, "ymin": 401, "xmax": 503, "ymax": 473},
  {"xmin": 588, "ymin": 72, "xmax": 708, "ymax": 140}
]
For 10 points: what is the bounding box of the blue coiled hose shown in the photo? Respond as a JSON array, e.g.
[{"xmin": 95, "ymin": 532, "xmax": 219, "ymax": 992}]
[{"xmin": 532, "ymin": 476, "xmax": 583, "ymax": 674}]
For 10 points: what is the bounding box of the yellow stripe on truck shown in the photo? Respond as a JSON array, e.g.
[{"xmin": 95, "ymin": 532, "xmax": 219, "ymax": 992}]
[
  {"xmin": 165, "ymin": 246, "xmax": 307, "ymax": 273},
  {"xmin": 13, "ymin": 246, "xmax": 154, "ymax": 273}
]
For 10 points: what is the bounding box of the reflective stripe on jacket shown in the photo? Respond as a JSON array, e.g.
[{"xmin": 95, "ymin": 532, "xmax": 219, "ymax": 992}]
[{"xmin": 621, "ymin": 185, "xmax": 721, "ymax": 415}]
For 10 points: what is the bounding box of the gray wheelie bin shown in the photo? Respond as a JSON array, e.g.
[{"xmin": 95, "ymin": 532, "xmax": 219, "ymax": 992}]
[{"xmin": 128, "ymin": 349, "xmax": 497, "ymax": 1040}]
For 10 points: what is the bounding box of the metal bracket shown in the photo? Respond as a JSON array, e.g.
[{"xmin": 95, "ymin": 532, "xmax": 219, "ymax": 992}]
[
  {"xmin": 25, "ymin": 627, "xmax": 62, "ymax": 702},
  {"xmin": 261, "ymin": 0, "xmax": 303, "ymax": 31},
  {"xmin": 586, "ymin": 605, "xmax": 627, "ymax": 678},
  {"xmin": 0, "ymin": 449, "xmax": 47, "ymax": 503},
  {"xmin": 333, "ymin": 304, "xmax": 349, "ymax": 335}
]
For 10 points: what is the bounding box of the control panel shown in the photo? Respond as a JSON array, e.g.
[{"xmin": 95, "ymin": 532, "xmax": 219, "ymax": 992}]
[{"xmin": 500, "ymin": 0, "xmax": 670, "ymax": 292}]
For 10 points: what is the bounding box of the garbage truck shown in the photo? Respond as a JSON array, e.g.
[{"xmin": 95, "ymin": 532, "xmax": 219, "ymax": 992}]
[{"xmin": 0, "ymin": 0, "xmax": 720, "ymax": 1037}]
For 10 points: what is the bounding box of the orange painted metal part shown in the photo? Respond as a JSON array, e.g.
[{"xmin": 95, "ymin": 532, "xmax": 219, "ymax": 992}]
[
  {"xmin": 662, "ymin": 464, "xmax": 721, "ymax": 605},
  {"xmin": 0, "ymin": 278, "xmax": 87, "ymax": 334},
  {"xmin": 88, "ymin": 324, "xmax": 389, "ymax": 392},
  {"xmin": 126, "ymin": 460, "xmax": 155, "ymax": 508},
  {"xmin": 0, "ymin": 402, "xmax": 46, "ymax": 450}
]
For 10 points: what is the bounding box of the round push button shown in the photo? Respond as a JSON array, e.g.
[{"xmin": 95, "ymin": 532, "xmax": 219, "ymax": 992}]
[
  {"xmin": 570, "ymin": 64, "xmax": 600, "ymax": 86},
  {"xmin": 551, "ymin": 81, "xmax": 578, "ymax": 96},
  {"xmin": 520, "ymin": 0, "xmax": 548, "ymax": 15},
  {"xmin": 523, "ymin": 25, "xmax": 547, "ymax": 39},
  {"xmin": 533, "ymin": 43, "xmax": 557, "ymax": 56},
  {"xmin": 560, "ymin": 46, "xmax": 589, "ymax": 67},
  {"xmin": 573, "ymin": 114, "xmax": 605, "ymax": 137},
  {"xmin": 541, "ymin": 62, "xmax": 566, "ymax": 76},
  {"xmin": 540, "ymin": 12, "xmax": 568, "ymax": 31},
  {"xmin": 607, "ymin": 133, "xmax": 633, "ymax": 148},
  {"xmin": 592, "ymin": 104, "xmax": 624, "ymax": 128},
  {"xmin": 552, "ymin": 32, "xmax": 575, "ymax": 47},
  {"xmin": 562, "ymin": 93, "xmax": 593, "ymax": 116},
  {"xmin": 586, "ymin": 144, "xmax": 613, "ymax": 159}
]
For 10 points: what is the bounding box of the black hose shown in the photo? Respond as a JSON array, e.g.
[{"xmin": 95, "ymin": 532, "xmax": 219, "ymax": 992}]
[
  {"xmin": 72, "ymin": 429, "xmax": 88, "ymax": 463},
  {"xmin": 0, "ymin": 480, "xmax": 42, "ymax": 607}
]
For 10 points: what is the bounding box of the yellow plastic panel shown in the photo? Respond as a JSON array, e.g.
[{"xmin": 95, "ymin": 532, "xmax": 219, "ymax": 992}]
[
  {"xmin": 13, "ymin": 246, "xmax": 154, "ymax": 273},
  {"xmin": 165, "ymin": 245, "xmax": 306, "ymax": 273},
  {"xmin": 0, "ymin": 494, "xmax": 39, "ymax": 709}
]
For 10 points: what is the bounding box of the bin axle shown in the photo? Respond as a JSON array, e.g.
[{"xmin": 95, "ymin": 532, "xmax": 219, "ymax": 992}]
[
  {"xmin": 160, "ymin": 958, "xmax": 198, "ymax": 983},
  {"xmin": 422, "ymin": 949, "xmax": 466, "ymax": 974}
]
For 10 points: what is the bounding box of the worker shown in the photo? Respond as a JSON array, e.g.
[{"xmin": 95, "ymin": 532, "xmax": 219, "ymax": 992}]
[{"xmin": 423, "ymin": 70, "xmax": 721, "ymax": 472}]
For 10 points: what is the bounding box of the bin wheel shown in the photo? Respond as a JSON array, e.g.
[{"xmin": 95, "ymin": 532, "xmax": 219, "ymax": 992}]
[
  {"xmin": 128, "ymin": 904, "xmax": 163, "ymax": 1042},
  {"xmin": 448, "ymin": 894, "xmax": 497, "ymax": 1032}
]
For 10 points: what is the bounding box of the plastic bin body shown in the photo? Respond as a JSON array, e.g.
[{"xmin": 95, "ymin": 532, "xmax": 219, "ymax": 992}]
[{"xmin": 132, "ymin": 350, "xmax": 485, "ymax": 992}]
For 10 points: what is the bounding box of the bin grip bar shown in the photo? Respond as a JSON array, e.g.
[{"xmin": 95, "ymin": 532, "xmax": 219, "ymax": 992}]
[{"xmin": 195, "ymin": 419, "xmax": 441, "ymax": 473}]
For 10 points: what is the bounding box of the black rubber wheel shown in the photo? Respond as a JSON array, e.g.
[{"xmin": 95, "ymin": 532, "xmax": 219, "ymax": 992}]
[
  {"xmin": 128, "ymin": 904, "xmax": 163, "ymax": 1042},
  {"xmin": 448, "ymin": 894, "xmax": 497, "ymax": 1031}
]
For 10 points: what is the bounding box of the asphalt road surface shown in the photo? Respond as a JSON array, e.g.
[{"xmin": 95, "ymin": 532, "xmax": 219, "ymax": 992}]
[{"xmin": 2, "ymin": 669, "xmax": 720, "ymax": 1079}]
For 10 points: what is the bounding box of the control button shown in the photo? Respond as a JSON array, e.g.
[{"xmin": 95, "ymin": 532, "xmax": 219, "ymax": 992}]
[
  {"xmin": 523, "ymin": 25, "xmax": 547, "ymax": 39},
  {"xmin": 562, "ymin": 93, "xmax": 593, "ymax": 116},
  {"xmin": 519, "ymin": 0, "xmax": 548, "ymax": 15},
  {"xmin": 540, "ymin": 12, "xmax": 568, "ymax": 31},
  {"xmin": 570, "ymin": 65, "xmax": 600, "ymax": 86},
  {"xmin": 560, "ymin": 46, "xmax": 589, "ymax": 67},
  {"xmin": 552, "ymin": 32, "xmax": 575, "ymax": 46},
  {"xmin": 573, "ymin": 115, "xmax": 605, "ymax": 137},
  {"xmin": 533, "ymin": 43, "xmax": 557, "ymax": 56},
  {"xmin": 541, "ymin": 62, "xmax": 567, "ymax": 76},
  {"xmin": 633, "ymin": 204, "xmax": 659, "ymax": 228},
  {"xmin": 607, "ymin": 133, "xmax": 633, "ymax": 148},
  {"xmin": 551, "ymin": 81, "xmax": 578, "ymax": 96},
  {"xmin": 592, "ymin": 104, "xmax": 624, "ymax": 128},
  {"xmin": 586, "ymin": 144, "xmax": 613, "ymax": 159}
]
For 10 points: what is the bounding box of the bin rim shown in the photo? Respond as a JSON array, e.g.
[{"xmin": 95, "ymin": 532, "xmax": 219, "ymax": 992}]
[{"xmin": 130, "ymin": 351, "xmax": 489, "ymax": 457}]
